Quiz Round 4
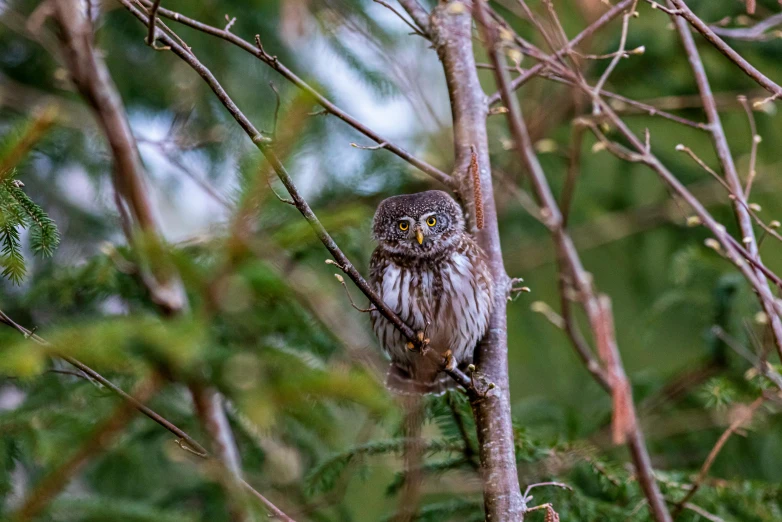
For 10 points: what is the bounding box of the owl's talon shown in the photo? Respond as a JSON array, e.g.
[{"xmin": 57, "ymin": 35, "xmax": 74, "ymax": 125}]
[
  {"xmin": 416, "ymin": 330, "xmax": 425, "ymax": 342},
  {"xmin": 443, "ymin": 349, "xmax": 456, "ymax": 372},
  {"xmin": 406, "ymin": 341, "xmax": 415, "ymax": 351}
]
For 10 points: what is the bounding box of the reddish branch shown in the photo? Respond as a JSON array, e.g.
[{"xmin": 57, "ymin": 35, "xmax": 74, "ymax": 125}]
[
  {"xmin": 469, "ymin": 147, "xmax": 484, "ymax": 230},
  {"xmin": 473, "ymin": 2, "xmax": 671, "ymax": 521}
]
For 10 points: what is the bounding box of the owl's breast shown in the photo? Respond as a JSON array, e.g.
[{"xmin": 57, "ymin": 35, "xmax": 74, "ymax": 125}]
[
  {"xmin": 370, "ymin": 246, "xmax": 492, "ymax": 348},
  {"xmin": 374, "ymin": 261, "xmax": 433, "ymax": 329}
]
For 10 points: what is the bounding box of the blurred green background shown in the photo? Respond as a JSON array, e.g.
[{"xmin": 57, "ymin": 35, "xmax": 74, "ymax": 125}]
[{"xmin": 2, "ymin": 0, "xmax": 782, "ymax": 520}]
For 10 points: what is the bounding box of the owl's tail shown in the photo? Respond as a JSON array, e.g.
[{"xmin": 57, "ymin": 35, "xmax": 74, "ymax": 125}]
[{"xmin": 385, "ymin": 363, "xmax": 459, "ymax": 396}]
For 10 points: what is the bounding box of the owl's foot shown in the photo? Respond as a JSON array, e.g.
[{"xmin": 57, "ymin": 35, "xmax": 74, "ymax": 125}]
[
  {"xmin": 405, "ymin": 331, "xmax": 430, "ymax": 354},
  {"xmin": 509, "ymin": 277, "xmax": 531, "ymax": 301},
  {"xmin": 443, "ymin": 349, "xmax": 456, "ymax": 372}
]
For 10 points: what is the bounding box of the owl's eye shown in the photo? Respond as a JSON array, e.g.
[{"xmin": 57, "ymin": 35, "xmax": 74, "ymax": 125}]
[
  {"xmin": 426, "ymin": 217, "xmax": 437, "ymax": 227},
  {"xmin": 398, "ymin": 221, "xmax": 409, "ymax": 231}
]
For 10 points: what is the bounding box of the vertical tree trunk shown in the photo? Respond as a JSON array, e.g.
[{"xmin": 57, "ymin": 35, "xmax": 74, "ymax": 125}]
[{"xmin": 430, "ymin": 2, "xmax": 525, "ymax": 519}]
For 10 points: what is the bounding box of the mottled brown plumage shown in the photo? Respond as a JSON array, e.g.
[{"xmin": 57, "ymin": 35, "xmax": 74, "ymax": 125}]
[{"xmin": 369, "ymin": 190, "xmax": 493, "ymax": 394}]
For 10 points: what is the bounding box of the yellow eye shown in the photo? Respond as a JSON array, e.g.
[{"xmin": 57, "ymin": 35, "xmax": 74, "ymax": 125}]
[
  {"xmin": 399, "ymin": 221, "xmax": 409, "ymax": 231},
  {"xmin": 426, "ymin": 217, "xmax": 437, "ymax": 227}
]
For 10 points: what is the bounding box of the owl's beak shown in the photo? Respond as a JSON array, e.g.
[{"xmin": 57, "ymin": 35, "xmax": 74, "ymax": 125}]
[{"xmin": 415, "ymin": 227, "xmax": 424, "ymax": 245}]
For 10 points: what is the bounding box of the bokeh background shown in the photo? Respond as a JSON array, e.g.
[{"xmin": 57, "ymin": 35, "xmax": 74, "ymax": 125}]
[{"xmin": 2, "ymin": 0, "xmax": 782, "ymax": 520}]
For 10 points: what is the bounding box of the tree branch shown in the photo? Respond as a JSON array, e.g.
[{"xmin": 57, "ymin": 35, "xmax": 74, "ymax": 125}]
[
  {"xmin": 135, "ymin": 0, "xmax": 452, "ymax": 187},
  {"xmin": 667, "ymin": 8, "xmax": 782, "ymax": 362},
  {"xmin": 474, "ymin": 4, "xmax": 671, "ymax": 521},
  {"xmin": 711, "ymin": 12, "xmax": 782, "ymax": 41},
  {"xmin": 12, "ymin": 376, "xmax": 161, "ymax": 521},
  {"xmin": 666, "ymin": 0, "xmax": 782, "ymax": 99},
  {"xmin": 487, "ymin": 0, "xmax": 634, "ymax": 106},
  {"xmin": 430, "ymin": 1, "xmax": 524, "ymax": 519},
  {"xmin": 671, "ymin": 396, "xmax": 765, "ymax": 517},
  {"xmin": 0, "ymin": 308, "xmax": 296, "ymax": 522},
  {"xmin": 117, "ymin": 0, "xmax": 474, "ymax": 393},
  {"xmin": 396, "ymin": 0, "xmax": 432, "ymax": 36},
  {"xmin": 51, "ymin": 1, "xmax": 246, "ymax": 510}
]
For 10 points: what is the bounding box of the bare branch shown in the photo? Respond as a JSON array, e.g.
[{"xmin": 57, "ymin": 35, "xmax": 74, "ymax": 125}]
[
  {"xmin": 711, "ymin": 12, "xmax": 782, "ymax": 41},
  {"xmin": 145, "ymin": 0, "xmax": 163, "ymax": 48},
  {"xmin": 350, "ymin": 141, "xmax": 388, "ymax": 150},
  {"xmin": 0, "ymin": 309, "xmax": 296, "ymax": 521},
  {"xmin": 331, "ymin": 270, "xmax": 377, "ymax": 313},
  {"xmin": 667, "ymin": 4, "xmax": 782, "ymax": 362},
  {"xmin": 373, "ymin": 0, "xmax": 427, "ymax": 38},
  {"xmin": 395, "ymin": 0, "xmax": 431, "ymax": 36},
  {"xmin": 665, "ymin": 0, "xmax": 782, "ymax": 99},
  {"xmin": 474, "ymin": 4, "xmax": 671, "ymax": 520},
  {"xmin": 487, "ymin": 0, "xmax": 635, "ymax": 106},
  {"xmin": 592, "ymin": 1, "xmax": 638, "ymax": 104},
  {"xmin": 134, "ymin": 0, "xmax": 452, "ymax": 186},
  {"xmin": 738, "ymin": 95, "xmax": 760, "ymax": 198},
  {"xmin": 713, "ymin": 326, "xmax": 782, "ymax": 390},
  {"xmin": 269, "ymin": 81, "xmax": 281, "ymax": 140},
  {"xmin": 117, "ymin": 0, "xmax": 475, "ymax": 394}
]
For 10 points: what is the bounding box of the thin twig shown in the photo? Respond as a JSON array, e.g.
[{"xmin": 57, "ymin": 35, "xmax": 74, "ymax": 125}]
[
  {"xmin": 145, "ymin": 0, "xmax": 166, "ymax": 49},
  {"xmin": 711, "ymin": 12, "xmax": 782, "ymax": 41},
  {"xmin": 712, "ymin": 326, "xmax": 782, "ymax": 390},
  {"xmin": 738, "ymin": 95, "xmax": 760, "ymax": 198},
  {"xmin": 681, "ymin": 502, "xmax": 726, "ymax": 522},
  {"xmin": 133, "ymin": 0, "xmax": 451, "ymax": 187},
  {"xmin": 330, "ymin": 270, "xmax": 377, "ymax": 313},
  {"xmin": 522, "ymin": 481, "xmax": 573, "ymax": 501},
  {"xmin": 666, "ymin": 0, "xmax": 782, "ymax": 99},
  {"xmin": 592, "ymin": 1, "xmax": 638, "ymax": 105},
  {"xmin": 0, "ymin": 309, "xmax": 296, "ymax": 521},
  {"xmin": 373, "ymin": 0, "xmax": 427, "ymax": 38},
  {"xmin": 488, "ymin": 0, "xmax": 635, "ymax": 105},
  {"xmin": 671, "ymin": 396, "xmax": 765, "ymax": 517},
  {"xmin": 118, "ymin": 0, "xmax": 475, "ymax": 393},
  {"xmin": 269, "ymin": 81, "xmax": 281, "ymax": 141},
  {"xmin": 350, "ymin": 141, "xmax": 388, "ymax": 150}
]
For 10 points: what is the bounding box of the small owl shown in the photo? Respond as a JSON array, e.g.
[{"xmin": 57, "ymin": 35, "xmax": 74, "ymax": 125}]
[{"xmin": 369, "ymin": 190, "xmax": 494, "ymax": 394}]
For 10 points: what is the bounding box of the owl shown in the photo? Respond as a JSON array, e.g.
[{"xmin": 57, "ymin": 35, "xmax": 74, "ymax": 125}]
[{"xmin": 369, "ymin": 190, "xmax": 494, "ymax": 395}]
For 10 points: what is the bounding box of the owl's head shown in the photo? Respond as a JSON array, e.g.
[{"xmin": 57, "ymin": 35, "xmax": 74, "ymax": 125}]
[{"xmin": 372, "ymin": 190, "xmax": 466, "ymax": 257}]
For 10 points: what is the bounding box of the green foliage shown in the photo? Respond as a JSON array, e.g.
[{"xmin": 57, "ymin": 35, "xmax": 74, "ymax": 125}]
[
  {"xmin": 699, "ymin": 376, "xmax": 739, "ymax": 409},
  {"xmin": 305, "ymin": 437, "xmax": 461, "ymax": 496},
  {"xmin": 0, "ymin": 173, "xmax": 60, "ymax": 284}
]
